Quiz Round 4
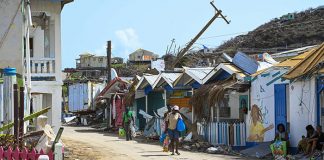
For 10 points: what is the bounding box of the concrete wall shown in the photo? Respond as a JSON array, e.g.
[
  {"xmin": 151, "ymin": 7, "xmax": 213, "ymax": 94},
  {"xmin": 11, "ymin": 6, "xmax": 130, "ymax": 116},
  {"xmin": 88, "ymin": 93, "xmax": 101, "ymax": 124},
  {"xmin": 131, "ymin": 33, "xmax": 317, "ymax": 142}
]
[
  {"xmin": 248, "ymin": 68, "xmax": 290, "ymax": 143},
  {"xmin": 0, "ymin": 0, "xmax": 24, "ymax": 74},
  {"xmin": 30, "ymin": 26, "xmax": 45, "ymax": 58},
  {"xmin": 248, "ymin": 68, "xmax": 318, "ymax": 147},
  {"xmin": 289, "ymin": 77, "xmax": 317, "ymax": 147},
  {"xmin": 31, "ymin": 81, "xmax": 62, "ymax": 133}
]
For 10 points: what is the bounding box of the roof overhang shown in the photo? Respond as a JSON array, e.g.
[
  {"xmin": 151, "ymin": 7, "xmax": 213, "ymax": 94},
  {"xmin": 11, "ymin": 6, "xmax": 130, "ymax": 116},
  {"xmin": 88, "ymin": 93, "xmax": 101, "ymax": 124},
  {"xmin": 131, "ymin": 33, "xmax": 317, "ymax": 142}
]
[
  {"xmin": 203, "ymin": 63, "xmax": 246, "ymax": 84},
  {"xmin": 152, "ymin": 73, "xmax": 182, "ymax": 89},
  {"xmin": 135, "ymin": 75, "xmax": 159, "ymax": 90},
  {"xmin": 61, "ymin": 0, "xmax": 73, "ymax": 9}
]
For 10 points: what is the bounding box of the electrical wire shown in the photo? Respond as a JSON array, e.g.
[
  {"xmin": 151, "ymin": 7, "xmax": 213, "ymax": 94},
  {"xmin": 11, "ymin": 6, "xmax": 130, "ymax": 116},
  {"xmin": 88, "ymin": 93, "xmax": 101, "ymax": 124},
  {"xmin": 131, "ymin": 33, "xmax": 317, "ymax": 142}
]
[{"xmin": 197, "ymin": 17, "xmax": 324, "ymax": 41}]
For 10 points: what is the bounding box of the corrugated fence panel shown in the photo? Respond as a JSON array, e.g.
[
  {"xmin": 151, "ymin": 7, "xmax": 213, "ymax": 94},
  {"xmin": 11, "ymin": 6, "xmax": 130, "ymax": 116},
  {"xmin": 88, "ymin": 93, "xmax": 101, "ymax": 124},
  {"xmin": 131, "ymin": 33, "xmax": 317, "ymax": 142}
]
[{"xmin": 199, "ymin": 122, "xmax": 246, "ymax": 146}]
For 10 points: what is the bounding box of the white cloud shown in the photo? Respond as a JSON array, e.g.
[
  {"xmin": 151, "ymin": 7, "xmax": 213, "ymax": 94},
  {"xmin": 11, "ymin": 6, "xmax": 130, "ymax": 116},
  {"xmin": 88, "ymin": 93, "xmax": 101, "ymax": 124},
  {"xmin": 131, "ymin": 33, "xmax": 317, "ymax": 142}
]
[
  {"xmin": 115, "ymin": 28, "xmax": 141, "ymax": 50},
  {"xmin": 93, "ymin": 44, "xmax": 115, "ymax": 56}
]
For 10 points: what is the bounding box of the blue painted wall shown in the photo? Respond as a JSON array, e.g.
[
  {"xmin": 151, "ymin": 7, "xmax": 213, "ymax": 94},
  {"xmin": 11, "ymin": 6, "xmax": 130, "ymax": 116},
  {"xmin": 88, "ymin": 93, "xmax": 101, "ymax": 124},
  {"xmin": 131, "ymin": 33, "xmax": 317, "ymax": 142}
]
[{"xmin": 147, "ymin": 91, "xmax": 165, "ymax": 116}]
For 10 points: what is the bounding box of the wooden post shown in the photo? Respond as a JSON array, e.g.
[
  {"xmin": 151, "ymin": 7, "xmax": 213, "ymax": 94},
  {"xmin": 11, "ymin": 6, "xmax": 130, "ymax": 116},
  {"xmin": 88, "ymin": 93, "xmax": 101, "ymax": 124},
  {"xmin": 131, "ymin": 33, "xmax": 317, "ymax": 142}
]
[
  {"xmin": 145, "ymin": 95, "xmax": 148, "ymax": 122},
  {"xmin": 106, "ymin": 41, "xmax": 112, "ymax": 83},
  {"xmin": 13, "ymin": 84, "xmax": 19, "ymax": 143},
  {"xmin": 216, "ymin": 105, "xmax": 220, "ymax": 122},
  {"xmin": 164, "ymin": 89, "xmax": 167, "ymax": 107},
  {"xmin": 108, "ymin": 101, "xmax": 112, "ymax": 128},
  {"xmin": 210, "ymin": 105, "xmax": 214, "ymax": 122},
  {"xmin": 19, "ymin": 87, "xmax": 25, "ymax": 143},
  {"xmin": 191, "ymin": 88, "xmax": 194, "ymax": 124}
]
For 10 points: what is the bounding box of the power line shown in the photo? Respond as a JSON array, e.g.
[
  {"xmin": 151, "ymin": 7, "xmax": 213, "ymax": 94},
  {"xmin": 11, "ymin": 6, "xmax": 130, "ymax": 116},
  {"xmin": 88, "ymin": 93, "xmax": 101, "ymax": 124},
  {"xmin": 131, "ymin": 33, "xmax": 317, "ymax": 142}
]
[{"xmin": 197, "ymin": 18, "xmax": 324, "ymax": 41}]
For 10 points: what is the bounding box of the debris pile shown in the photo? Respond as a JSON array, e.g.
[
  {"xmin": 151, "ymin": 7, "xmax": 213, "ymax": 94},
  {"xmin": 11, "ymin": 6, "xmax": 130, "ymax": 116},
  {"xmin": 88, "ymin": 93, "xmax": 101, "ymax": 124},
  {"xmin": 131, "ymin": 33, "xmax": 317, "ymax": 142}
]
[{"xmin": 181, "ymin": 141, "xmax": 212, "ymax": 152}]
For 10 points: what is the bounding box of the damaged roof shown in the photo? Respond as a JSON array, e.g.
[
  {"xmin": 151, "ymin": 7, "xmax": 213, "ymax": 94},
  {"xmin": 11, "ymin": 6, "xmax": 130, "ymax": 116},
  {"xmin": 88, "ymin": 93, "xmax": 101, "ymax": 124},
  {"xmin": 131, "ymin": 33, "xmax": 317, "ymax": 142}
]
[
  {"xmin": 203, "ymin": 63, "xmax": 247, "ymax": 83},
  {"xmin": 174, "ymin": 67, "xmax": 214, "ymax": 86},
  {"xmin": 96, "ymin": 77, "xmax": 129, "ymax": 100},
  {"xmin": 284, "ymin": 42, "xmax": 324, "ymax": 79}
]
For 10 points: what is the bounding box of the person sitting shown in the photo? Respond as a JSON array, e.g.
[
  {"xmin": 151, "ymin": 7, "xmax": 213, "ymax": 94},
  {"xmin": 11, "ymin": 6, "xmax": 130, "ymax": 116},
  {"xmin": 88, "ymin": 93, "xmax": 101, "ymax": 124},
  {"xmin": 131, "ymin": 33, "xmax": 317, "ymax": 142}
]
[
  {"xmin": 305, "ymin": 125, "xmax": 324, "ymax": 157},
  {"xmin": 298, "ymin": 125, "xmax": 316, "ymax": 154},
  {"xmin": 275, "ymin": 123, "xmax": 289, "ymax": 141}
]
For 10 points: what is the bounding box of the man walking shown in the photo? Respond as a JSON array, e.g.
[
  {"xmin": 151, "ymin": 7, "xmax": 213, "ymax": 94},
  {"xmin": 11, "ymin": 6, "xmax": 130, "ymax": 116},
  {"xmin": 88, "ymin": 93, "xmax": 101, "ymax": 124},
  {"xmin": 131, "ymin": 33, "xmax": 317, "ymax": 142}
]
[
  {"xmin": 123, "ymin": 108, "xmax": 134, "ymax": 141},
  {"xmin": 166, "ymin": 105, "xmax": 182, "ymax": 155}
]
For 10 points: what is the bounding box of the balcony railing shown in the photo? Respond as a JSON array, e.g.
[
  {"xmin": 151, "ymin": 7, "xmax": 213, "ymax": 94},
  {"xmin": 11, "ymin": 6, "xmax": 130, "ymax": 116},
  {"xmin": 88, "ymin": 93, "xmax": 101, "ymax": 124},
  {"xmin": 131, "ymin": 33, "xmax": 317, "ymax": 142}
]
[{"xmin": 30, "ymin": 58, "xmax": 55, "ymax": 77}]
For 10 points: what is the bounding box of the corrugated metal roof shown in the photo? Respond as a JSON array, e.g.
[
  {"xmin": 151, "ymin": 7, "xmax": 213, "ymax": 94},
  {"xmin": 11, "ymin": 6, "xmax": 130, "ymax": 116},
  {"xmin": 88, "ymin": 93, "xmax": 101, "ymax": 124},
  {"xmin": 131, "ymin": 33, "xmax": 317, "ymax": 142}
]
[
  {"xmin": 145, "ymin": 75, "xmax": 159, "ymax": 86},
  {"xmin": 135, "ymin": 75, "xmax": 159, "ymax": 90},
  {"xmin": 252, "ymin": 51, "xmax": 312, "ymax": 77},
  {"xmin": 203, "ymin": 63, "xmax": 247, "ymax": 83},
  {"xmin": 179, "ymin": 67, "xmax": 214, "ymax": 84},
  {"xmin": 176, "ymin": 67, "xmax": 214, "ymax": 84},
  {"xmin": 153, "ymin": 72, "xmax": 182, "ymax": 88},
  {"xmin": 272, "ymin": 45, "xmax": 317, "ymax": 58},
  {"xmin": 275, "ymin": 50, "xmax": 313, "ymax": 67},
  {"xmin": 284, "ymin": 42, "xmax": 324, "ymax": 79}
]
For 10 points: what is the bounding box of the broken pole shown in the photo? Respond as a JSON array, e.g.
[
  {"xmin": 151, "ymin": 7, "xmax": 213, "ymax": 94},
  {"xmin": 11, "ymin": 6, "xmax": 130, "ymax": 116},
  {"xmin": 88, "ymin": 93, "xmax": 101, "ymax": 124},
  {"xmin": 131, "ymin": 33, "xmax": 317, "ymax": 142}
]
[
  {"xmin": 172, "ymin": 2, "xmax": 230, "ymax": 68},
  {"xmin": 13, "ymin": 84, "xmax": 19, "ymax": 144}
]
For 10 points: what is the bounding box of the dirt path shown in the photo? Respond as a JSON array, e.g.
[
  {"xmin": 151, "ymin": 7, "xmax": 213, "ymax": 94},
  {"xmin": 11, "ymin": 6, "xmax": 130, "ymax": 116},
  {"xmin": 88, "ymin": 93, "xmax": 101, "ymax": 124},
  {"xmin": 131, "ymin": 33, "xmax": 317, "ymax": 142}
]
[{"xmin": 62, "ymin": 126, "xmax": 244, "ymax": 160}]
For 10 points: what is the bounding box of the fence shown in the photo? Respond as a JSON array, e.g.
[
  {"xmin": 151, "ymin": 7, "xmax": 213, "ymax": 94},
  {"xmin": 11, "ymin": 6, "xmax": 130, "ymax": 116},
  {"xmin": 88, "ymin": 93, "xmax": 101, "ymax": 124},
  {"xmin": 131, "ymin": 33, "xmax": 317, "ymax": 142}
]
[
  {"xmin": 0, "ymin": 147, "xmax": 53, "ymax": 160},
  {"xmin": 197, "ymin": 122, "xmax": 246, "ymax": 146},
  {"xmin": 0, "ymin": 143, "xmax": 63, "ymax": 160}
]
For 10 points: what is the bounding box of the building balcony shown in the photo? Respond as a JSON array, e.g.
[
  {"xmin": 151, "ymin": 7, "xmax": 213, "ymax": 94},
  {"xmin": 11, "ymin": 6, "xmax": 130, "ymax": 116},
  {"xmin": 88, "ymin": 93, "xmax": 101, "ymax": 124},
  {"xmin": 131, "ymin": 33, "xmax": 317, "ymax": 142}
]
[{"xmin": 28, "ymin": 58, "xmax": 56, "ymax": 81}]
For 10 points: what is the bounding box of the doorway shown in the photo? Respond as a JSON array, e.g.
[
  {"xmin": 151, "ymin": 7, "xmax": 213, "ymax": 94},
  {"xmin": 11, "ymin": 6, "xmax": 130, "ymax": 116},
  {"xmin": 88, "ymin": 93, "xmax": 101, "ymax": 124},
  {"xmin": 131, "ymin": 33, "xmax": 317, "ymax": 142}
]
[{"xmin": 274, "ymin": 84, "xmax": 288, "ymax": 132}]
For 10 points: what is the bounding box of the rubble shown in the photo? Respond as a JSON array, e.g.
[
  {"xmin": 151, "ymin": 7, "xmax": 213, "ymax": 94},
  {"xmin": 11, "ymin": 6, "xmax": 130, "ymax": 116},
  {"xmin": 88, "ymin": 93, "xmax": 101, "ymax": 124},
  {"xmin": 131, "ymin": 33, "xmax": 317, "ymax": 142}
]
[{"xmin": 180, "ymin": 140, "xmax": 242, "ymax": 157}]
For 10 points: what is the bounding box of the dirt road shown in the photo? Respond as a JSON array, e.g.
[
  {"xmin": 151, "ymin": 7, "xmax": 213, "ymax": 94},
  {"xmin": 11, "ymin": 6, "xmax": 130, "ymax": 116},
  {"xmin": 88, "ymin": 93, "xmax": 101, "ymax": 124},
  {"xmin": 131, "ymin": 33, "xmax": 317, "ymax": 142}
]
[{"xmin": 62, "ymin": 126, "xmax": 244, "ymax": 160}]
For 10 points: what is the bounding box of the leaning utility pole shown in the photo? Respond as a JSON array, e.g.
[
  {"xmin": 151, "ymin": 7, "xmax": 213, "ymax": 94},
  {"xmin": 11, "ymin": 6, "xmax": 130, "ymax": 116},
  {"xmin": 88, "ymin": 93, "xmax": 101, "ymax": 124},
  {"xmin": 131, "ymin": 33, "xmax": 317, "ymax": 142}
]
[
  {"xmin": 172, "ymin": 1, "xmax": 230, "ymax": 68},
  {"xmin": 106, "ymin": 41, "xmax": 112, "ymax": 83}
]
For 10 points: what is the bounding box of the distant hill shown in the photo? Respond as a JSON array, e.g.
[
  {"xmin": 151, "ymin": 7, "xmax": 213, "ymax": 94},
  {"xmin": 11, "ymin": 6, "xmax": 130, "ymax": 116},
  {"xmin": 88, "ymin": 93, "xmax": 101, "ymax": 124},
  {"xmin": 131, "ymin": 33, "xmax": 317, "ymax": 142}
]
[{"xmin": 216, "ymin": 6, "xmax": 324, "ymax": 55}]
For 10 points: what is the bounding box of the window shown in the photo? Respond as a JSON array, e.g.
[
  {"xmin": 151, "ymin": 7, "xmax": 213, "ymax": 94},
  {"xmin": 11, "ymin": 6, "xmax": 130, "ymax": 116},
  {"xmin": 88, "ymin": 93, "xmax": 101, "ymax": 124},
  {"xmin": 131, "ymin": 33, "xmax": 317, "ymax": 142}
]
[{"xmin": 99, "ymin": 58, "xmax": 103, "ymax": 62}]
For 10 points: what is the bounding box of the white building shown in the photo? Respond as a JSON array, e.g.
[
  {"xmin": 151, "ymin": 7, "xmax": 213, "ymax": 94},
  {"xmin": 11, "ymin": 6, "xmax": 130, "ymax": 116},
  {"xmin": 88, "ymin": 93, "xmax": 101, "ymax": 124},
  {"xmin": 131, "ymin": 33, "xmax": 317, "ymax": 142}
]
[
  {"xmin": 0, "ymin": 0, "xmax": 72, "ymax": 133},
  {"xmin": 248, "ymin": 44, "xmax": 324, "ymax": 148}
]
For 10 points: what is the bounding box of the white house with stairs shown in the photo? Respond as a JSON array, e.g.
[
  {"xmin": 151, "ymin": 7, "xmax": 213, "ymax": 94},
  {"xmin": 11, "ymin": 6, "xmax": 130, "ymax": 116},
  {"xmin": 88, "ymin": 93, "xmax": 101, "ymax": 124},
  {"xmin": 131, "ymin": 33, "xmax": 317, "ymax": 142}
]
[{"xmin": 0, "ymin": 0, "xmax": 72, "ymax": 133}]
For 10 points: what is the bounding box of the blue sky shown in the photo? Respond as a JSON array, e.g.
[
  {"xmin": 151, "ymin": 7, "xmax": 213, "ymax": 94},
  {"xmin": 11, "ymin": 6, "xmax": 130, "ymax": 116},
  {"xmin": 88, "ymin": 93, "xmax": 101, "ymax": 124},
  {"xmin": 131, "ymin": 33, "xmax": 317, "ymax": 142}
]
[{"xmin": 61, "ymin": 0, "xmax": 323, "ymax": 68}]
